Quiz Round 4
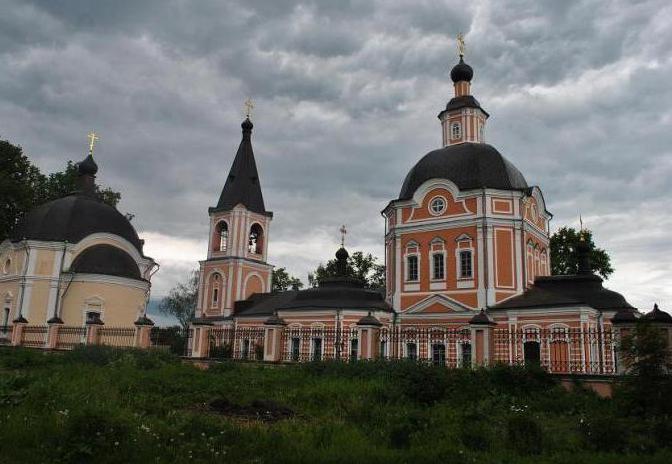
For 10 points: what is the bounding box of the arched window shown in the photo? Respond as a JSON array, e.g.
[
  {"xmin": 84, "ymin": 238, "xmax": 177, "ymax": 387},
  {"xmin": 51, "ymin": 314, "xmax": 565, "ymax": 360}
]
[
  {"xmin": 451, "ymin": 122, "xmax": 461, "ymax": 140},
  {"xmin": 215, "ymin": 222, "xmax": 229, "ymax": 252},
  {"xmin": 248, "ymin": 224, "xmax": 264, "ymax": 255},
  {"xmin": 210, "ymin": 273, "xmax": 221, "ymax": 309},
  {"xmin": 459, "ymin": 250, "xmax": 473, "ymax": 279},
  {"xmin": 430, "ymin": 238, "xmax": 446, "ymax": 280}
]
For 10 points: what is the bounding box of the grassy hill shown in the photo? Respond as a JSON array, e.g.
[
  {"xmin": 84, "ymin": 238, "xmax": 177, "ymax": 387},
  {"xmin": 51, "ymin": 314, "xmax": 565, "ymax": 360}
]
[{"xmin": 0, "ymin": 347, "xmax": 670, "ymax": 463}]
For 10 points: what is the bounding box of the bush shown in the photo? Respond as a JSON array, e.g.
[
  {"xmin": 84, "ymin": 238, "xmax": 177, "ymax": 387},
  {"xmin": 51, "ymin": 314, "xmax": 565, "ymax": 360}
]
[
  {"xmin": 64, "ymin": 345, "xmax": 177, "ymax": 369},
  {"xmin": 506, "ymin": 414, "xmax": 544, "ymax": 455}
]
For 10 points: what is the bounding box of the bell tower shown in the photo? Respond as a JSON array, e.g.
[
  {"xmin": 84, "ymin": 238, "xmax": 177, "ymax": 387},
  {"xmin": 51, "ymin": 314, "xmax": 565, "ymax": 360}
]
[
  {"xmin": 196, "ymin": 114, "xmax": 273, "ymax": 319},
  {"xmin": 438, "ymin": 34, "xmax": 489, "ymax": 147}
]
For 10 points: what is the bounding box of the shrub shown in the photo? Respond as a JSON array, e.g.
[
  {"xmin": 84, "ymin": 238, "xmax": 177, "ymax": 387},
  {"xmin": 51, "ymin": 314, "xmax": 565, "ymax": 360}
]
[{"xmin": 506, "ymin": 414, "xmax": 544, "ymax": 455}]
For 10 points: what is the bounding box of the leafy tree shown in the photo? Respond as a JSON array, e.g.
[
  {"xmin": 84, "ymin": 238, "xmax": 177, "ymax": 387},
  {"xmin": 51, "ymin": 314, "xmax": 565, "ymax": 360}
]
[
  {"xmin": 0, "ymin": 138, "xmax": 123, "ymax": 242},
  {"xmin": 308, "ymin": 251, "xmax": 385, "ymax": 290},
  {"xmin": 271, "ymin": 267, "xmax": 304, "ymax": 292},
  {"xmin": 159, "ymin": 270, "xmax": 199, "ymax": 331},
  {"xmin": 550, "ymin": 227, "xmax": 613, "ymax": 279},
  {"xmin": 0, "ymin": 140, "xmax": 46, "ymax": 241}
]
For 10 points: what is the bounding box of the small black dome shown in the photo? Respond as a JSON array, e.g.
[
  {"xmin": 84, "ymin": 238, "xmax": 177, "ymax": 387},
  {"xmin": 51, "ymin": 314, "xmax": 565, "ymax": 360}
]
[
  {"xmin": 336, "ymin": 247, "xmax": 349, "ymax": 260},
  {"xmin": 241, "ymin": 118, "xmax": 253, "ymax": 131},
  {"xmin": 398, "ymin": 143, "xmax": 528, "ymax": 199},
  {"xmin": 78, "ymin": 154, "xmax": 98, "ymax": 176},
  {"xmin": 70, "ymin": 244, "xmax": 141, "ymax": 280},
  {"xmin": 12, "ymin": 194, "xmax": 144, "ymax": 254},
  {"xmin": 451, "ymin": 57, "xmax": 473, "ymax": 83},
  {"xmin": 642, "ymin": 304, "xmax": 672, "ymax": 323}
]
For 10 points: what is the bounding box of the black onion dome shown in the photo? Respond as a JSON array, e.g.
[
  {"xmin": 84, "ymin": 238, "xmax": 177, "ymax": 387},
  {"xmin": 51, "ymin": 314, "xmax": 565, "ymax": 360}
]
[
  {"xmin": 241, "ymin": 117, "xmax": 253, "ymax": 131},
  {"xmin": 11, "ymin": 194, "xmax": 144, "ymax": 254},
  {"xmin": 78, "ymin": 154, "xmax": 98, "ymax": 176},
  {"xmin": 398, "ymin": 143, "xmax": 528, "ymax": 199},
  {"xmin": 451, "ymin": 57, "xmax": 473, "ymax": 83},
  {"xmin": 336, "ymin": 247, "xmax": 349, "ymax": 261},
  {"xmin": 70, "ymin": 244, "xmax": 141, "ymax": 280},
  {"xmin": 642, "ymin": 304, "xmax": 672, "ymax": 323}
]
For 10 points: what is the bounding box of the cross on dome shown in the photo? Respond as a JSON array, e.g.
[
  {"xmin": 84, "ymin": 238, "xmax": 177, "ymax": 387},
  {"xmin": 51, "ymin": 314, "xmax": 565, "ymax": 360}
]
[
  {"xmin": 339, "ymin": 224, "xmax": 347, "ymax": 247},
  {"xmin": 87, "ymin": 131, "xmax": 99, "ymax": 156}
]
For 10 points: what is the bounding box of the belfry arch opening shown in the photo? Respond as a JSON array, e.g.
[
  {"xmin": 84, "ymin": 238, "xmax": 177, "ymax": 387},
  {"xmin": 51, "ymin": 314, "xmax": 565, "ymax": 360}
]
[
  {"xmin": 214, "ymin": 221, "xmax": 229, "ymax": 252},
  {"xmin": 248, "ymin": 223, "xmax": 264, "ymax": 255}
]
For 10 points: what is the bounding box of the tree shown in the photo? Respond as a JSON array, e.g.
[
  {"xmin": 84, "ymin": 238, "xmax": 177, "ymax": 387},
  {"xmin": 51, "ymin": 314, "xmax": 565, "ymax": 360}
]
[
  {"xmin": 0, "ymin": 138, "xmax": 123, "ymax": 242},
  {"xmin": 159, "ymin": 270, "xmax": 199, "ymax": 331},
  {"xmin": 550, "ymin": 227, "xmax": 614, "ymax": 279},
  {"xmin": 308, "ymin": 251, "xmax": 385, "ymax": 290},
  {"xmin": 0, "ymin": 140, "xmax": 46, "ymax": 241},
  {"xmin": 271, "ymin": 267, "xmax": 304, "ymax": 292}
]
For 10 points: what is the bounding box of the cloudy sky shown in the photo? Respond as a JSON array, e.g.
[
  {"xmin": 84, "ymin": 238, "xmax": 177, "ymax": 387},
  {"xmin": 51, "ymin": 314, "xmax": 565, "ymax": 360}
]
[{"xmin": 1, "ymin": 0, "xmax": 670, "ymax": 311}]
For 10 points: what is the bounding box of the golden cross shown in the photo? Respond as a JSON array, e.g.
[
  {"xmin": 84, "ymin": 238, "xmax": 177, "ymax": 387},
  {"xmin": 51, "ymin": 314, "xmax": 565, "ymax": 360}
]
[
  {"xmin": 244, "ymin": 98, "xmax": 254, "ymax": 119},
  {"xmin": 339, "ymin": 224, "xmax": 347, "ymax": 247},
  {"xmin": 87, "ymin": 131, "xmax": 99, "ymax": 156},
  {"xmin": 457, "ymin": 32, "xmax": 466, "ymax": 57}
]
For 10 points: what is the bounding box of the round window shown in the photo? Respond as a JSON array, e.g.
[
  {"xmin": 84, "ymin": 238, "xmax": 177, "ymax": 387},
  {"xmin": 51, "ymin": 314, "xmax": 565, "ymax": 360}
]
[{"xmin": 430, "ymin": 197, "xmax": 446, "ymax": 215}]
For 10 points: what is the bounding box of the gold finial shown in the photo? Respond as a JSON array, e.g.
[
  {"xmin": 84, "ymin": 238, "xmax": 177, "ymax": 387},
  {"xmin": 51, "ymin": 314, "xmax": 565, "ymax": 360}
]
[
  {"xmin": 579, "ymin": 215, "xmax": 587, "ymax": 241},
  {"xmin": 339, "ymin": 224, "xmax": 347, "ymax": 248},
  {"xmin": 457, "ymin": 33, "xmax": 466, "ymax": 57},
  {"xmin": 87, "ymin": 131, "xmax": 99, "ymax": 156},
  {"xmin": 244, "ymin": 98, "xmax": 254, "ymax": 119}
]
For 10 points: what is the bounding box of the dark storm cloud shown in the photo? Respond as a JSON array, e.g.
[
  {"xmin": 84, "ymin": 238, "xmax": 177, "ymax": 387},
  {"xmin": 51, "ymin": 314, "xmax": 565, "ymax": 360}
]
[{"xmin": 1, "ymin": 0, "xmax": 670, "ymax": 309}]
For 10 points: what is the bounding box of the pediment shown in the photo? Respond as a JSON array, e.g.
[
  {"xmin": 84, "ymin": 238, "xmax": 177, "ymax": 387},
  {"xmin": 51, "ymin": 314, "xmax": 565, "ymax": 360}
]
[{"xmin": 404, "ymin": 294, "xmax": 471, "ymax": 314}]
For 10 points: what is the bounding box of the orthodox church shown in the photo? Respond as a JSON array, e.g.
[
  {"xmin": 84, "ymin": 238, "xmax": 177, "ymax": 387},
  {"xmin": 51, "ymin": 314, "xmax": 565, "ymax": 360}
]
[
  {"xmin": 0, "ymin": 147, "xmax": 157, "ymax": 328},
  {"xmin": 192, "ymin": 42, "xmax": 636, "ymax": 354}
]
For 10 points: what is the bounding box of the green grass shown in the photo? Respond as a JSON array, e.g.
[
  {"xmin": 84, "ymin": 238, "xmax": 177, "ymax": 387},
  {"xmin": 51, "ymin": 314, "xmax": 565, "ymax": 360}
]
[{"xmin": 0, "ymin": 346, "xmax": 670, "ymax": 463}]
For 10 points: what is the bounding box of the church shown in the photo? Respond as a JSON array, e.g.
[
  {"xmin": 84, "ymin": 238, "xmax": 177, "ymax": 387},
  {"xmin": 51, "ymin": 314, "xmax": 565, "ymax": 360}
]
[
  {"xmin": 190, "ymin": 43, "xmax": 642, "ymax": 368},
  {"xmin": 0, "ymin": 147, "xmax": 157, "ymax": 330}
]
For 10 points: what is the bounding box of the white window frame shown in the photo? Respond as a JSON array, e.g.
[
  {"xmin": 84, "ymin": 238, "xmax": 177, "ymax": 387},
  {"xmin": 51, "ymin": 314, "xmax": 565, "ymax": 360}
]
[
  {"xmin": 405, "ymin": 246, "xmax": 420, "ymax": 282},
  {"xmin": 457, "ymin": 248, "xmax": 474, "ymax": 280},
  {"xmin": 451, "ymin": 122, "xmax": 461, "ymax": 140},
  {"xmin": 428, "ymin": 196, "xmax": 447, "ymax": 216}
]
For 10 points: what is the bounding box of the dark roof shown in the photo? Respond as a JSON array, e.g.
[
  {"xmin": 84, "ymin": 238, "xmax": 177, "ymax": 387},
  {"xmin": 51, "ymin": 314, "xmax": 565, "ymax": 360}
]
[
  {"xmin": 398, "ymin": 143, "xmax": 528, "ymax": 200},
  {"xmin": 490, "ymin": 274, "xmax": 635, "ymax": 311},
  {"xmin": 12, "ymin": 193, "xmax": 144, "ymax": 253},
  {"xmin": 439, "ymin": 95, "xmax": 489, "ymax": 119},
  {"xmin": 642, "ymin": 304, "xmax": 672, "ymax": 323},
  {"xmin": 211, "ymin": 118, "xmax": 270, "ymax": 216},
  {"xmin": 469, "ymin": 309, "xmax": 496, "ymax": 325},
  {"xmin": 612, "ymin": 308, "xmax": 638, "ymax": 324},
  {"xmin": 450, "ymin": 57, "xmax": 473, "ymax": 83},
  {"xmin": 70, "ymin": 244, "xmax": 142, "ymax": 280},
  {"xmin": 357, "ymin": 313, "xmax": 383, "ymax": 327}
]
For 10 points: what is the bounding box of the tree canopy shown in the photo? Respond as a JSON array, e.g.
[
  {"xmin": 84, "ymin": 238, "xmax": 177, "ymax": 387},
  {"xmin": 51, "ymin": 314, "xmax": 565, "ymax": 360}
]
[
  {"xmin": 0, "ymin": 138, "xmax": 122, "ymax": 242},
  {"xmin": 308, "ymin": 251, "xmax": 385, "ymax": 290},
  {"xmin": 159, "ymin": 270, "xmax": 199, "ymax": 331},
  {"xmin": 271, "ymin": 267, "xmax": 304, "ymax": 292},
  {"xmin": 550, "ymin": 227, "xmax": 614, "ymax": 279}
]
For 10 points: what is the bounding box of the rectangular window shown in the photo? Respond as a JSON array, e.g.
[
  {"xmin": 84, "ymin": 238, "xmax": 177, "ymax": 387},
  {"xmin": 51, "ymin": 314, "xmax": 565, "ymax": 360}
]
[
  {"xmin": 406, "ymin": 342, "xmax": 417, "ymax": 360},
  {"xmin": 432, "ymin": 253, "xmax": 445, "ymax": 280},
  {"xmin": 291, "ymin": 337, "xmax": 300, "ymax": 361},
  {"xmin": 379, "ymin": 340, "xmax": 387, "ymax": 359},
  {"xmin": 459, "ymin": 250, "xmax": 473, "ymax": 279},
  {"xmin": 312, "ymin": 338, "xmax": 322, "ymax": 361},
  {"xmin": 213, "ymin": 288, "xmax": 218, "ymax": 304},
  {"xmin": 461, "ymin": 342, "xmax": 472, "ymax": 368},
  {"xmin": 350, "ymin": 339, "xmax": 358, "ymax": 361},
  {"xmin": 407, "ymin": 255, "xmax": 418, "ymax": 281},
  {"xmin": 242, "ymin": 339, "xmax": 250, "ymax": 359},
  {"xmin": 432, "ymin": 344, "xmax": 446, "ymax": 366}
]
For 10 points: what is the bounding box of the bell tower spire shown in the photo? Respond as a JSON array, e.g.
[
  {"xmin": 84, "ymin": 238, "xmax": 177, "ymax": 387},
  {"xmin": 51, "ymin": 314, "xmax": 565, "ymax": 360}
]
[
  {"xmin": 195, "ymin": 106, "xmax": 274, "ymax": 319},
  {"xmin": 438, "ymin": 34, "xmax": 489, "ymax": 147}
]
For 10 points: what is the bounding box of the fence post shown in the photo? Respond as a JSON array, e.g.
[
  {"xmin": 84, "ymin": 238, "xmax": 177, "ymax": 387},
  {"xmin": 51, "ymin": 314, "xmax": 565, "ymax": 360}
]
[
  {"xmin": 611, "ymin": 309, "xmax": 637, "ymax": 374},
  {"xmin": 85, "ymin": 315, "xmax": 104, "ymax": 345},
  {"xmin": 263, "ymin": 313, "xmax": 287, "ymax": 362},
  {"xmin": 190, "ymin": 321, "xmax": 212, "ymax": 358},
  {"xmin": 357, "ymin": 312, "xmax": 383, "ymax": 360},
  {"xmin": 11, "ymin": 316, "xmax": 28, "ymax": 346},
  {"xmin": 469, "ymin": 310, "xmax": 497, "ymax": 367},
  {"xmin": 134, "ymin": 315, "xmax": 155, "ymax": 349},
  {"xmin": 46, "ymin": 317, "xmax": 64, "ymax": 349}
]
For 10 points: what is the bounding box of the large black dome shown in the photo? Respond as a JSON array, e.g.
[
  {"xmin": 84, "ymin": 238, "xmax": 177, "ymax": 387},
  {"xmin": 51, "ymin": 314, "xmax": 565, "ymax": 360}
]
[
  {"xmin": 12, "ymin": 193, "xmax": 144, "ymax": 254},
  {"xmin": 70, "ymin": 244, "xmax": 141, "ymax": 280},
  {"xmin": 398, "ymin": 143, "xmax": 528, "ymax": 200}
]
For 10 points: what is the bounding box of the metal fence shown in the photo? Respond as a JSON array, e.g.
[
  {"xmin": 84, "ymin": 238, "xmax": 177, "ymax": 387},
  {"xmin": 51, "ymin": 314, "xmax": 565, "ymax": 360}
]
[
  {"xmin": 55, "ymin": 326, "xmax": 87, "ymax": 350},
  {"xmin": 150, "ymin": 327, "xmax": 191, "ymax": 356},
  {"xmin": 209, "ymin": 326, "xmax": 265, "ymax": 360},
  {"xmin": 280, "ymin": 327, "xmax": 360, "ymax": 362},
  {"xmin": 380, "ymin": 327, "xmax": 473, "ymax": 367},
  {"xmin": 21, "ymin": 325, "xmax": 48, "ymax": 348},
  {"xmin": 493, "ymin": 327, "xmax": 616, "ymax": 375},
  {"xmin": 98, "ymin": 327, "xmax": 136, "ymax": 348}
]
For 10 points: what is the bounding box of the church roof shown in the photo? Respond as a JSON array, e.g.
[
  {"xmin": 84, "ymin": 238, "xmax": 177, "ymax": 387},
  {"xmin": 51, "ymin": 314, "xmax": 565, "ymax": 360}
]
[
  {"xmin": 489, "ymin": 274, "xmax": 635, "ymax": 312},
  {"xmin": 11, "ymin": 156, "xmax": 144, "ymax": 254},
  {"xmin": 211, "ymin": 118, "xmax": 270, "ymax": 216},
  {"xmin": 398, "ymin": 142, "xmax": 528, "ymax": 200},
  {"xmin": 70, "ymin": 244, "xmax": 142, "ymax": 280}
]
